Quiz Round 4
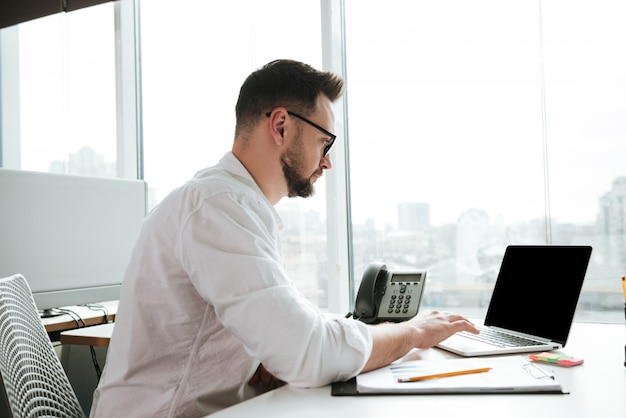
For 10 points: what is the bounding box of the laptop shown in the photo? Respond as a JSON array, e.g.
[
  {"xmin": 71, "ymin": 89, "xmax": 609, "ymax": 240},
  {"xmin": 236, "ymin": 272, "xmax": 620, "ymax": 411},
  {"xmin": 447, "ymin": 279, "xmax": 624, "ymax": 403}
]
[{"xmin": 437, "ymin": 245, "xmax": 592, "ymax": 357}]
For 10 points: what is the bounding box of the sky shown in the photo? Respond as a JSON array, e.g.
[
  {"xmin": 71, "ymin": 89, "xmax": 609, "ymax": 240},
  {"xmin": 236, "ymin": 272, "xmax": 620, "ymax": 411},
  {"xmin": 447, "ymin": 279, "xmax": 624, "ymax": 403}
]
[{"xmin": 13, "ymin": 0, "xmax": 626, "ymax": 229}]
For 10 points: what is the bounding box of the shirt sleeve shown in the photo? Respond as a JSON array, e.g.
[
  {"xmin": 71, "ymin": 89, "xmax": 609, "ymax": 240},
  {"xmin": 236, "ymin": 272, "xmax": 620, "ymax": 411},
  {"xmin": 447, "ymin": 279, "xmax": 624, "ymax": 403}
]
[{"xmin": 178, "ymin": 189, "xmax": 372, "ymax": 387}]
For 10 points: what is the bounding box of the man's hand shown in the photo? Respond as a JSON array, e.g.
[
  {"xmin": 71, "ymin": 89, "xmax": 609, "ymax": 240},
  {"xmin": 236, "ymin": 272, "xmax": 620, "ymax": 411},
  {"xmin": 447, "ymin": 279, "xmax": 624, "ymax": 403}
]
[
  {"xmin": 407, "ymin": 309, "xmax": 479, "ymax": 349},
  {"xmin": 362, "ymin": 309, "xmax": 479, "ymax": 373}
]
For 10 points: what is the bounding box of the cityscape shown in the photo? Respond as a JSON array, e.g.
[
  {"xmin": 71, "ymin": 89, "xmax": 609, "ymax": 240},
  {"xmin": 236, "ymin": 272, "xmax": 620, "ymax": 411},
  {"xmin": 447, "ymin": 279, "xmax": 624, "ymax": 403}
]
[
  {"xmin": 278, "ymin": 176, "xmax": 626, "ymax": 323},
  {"xmin": 50, "ymin": 147, "xmax": 626, "ymax": 323}
]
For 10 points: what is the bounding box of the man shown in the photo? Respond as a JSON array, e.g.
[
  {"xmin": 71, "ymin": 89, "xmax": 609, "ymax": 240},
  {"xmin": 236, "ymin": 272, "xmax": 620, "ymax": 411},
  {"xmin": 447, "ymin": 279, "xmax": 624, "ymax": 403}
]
[{"xmin": 90, "ymin": 59, "xmax": 478, "ymax": 417}]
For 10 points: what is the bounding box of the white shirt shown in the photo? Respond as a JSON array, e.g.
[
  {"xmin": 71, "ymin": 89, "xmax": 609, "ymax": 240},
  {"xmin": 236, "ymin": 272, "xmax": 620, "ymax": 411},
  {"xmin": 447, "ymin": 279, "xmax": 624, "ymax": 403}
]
[{"xmin": 90, "ymin": 152, "xmax": 372, "ymax": 417}]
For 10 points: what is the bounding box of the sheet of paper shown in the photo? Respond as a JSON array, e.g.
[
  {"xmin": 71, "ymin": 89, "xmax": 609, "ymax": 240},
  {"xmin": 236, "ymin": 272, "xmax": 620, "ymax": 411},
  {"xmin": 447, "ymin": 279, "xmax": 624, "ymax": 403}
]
[{"xmin": 356, "ymin": 356, "xmax": 563, "ymax": 394}]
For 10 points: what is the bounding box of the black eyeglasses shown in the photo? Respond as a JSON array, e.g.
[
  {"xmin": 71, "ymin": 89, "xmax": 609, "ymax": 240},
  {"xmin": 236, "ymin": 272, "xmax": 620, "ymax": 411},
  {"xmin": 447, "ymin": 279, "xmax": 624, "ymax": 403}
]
[{"xmin": 265, "ymin": 110, "xmax": 337, "ymax": 156}]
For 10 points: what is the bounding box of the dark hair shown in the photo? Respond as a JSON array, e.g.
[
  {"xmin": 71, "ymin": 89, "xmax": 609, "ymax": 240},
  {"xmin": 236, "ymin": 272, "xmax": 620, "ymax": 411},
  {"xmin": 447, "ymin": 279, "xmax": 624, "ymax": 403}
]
[{"xmin": 234, "ymin": 59, "xmax": 344, "ymax": 136}]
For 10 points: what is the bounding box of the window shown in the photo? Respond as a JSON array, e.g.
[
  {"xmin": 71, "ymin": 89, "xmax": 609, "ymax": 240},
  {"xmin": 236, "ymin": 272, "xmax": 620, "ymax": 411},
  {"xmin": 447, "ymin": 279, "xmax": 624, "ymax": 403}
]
[
  {"xmin": 1, "ymin": 3, "xmax": 117, "ymax": 176},
  {"xmin": 2, "ymin": 0, "xmax": 622, "ymax": 323},
  {"xmin": 140, "ymin": 0, "xmax": 333, "ymax": 307},
  {"xmin": 344, "ymin": 0, "xmax": 625, "ymax": 322}
]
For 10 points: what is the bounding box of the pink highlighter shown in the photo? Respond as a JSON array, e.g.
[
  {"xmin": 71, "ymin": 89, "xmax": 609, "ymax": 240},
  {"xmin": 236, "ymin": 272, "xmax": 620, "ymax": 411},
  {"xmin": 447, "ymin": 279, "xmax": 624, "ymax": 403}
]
[{"xmin": 528, "ymin": 352, "xmax": 584, "ymax": 367}]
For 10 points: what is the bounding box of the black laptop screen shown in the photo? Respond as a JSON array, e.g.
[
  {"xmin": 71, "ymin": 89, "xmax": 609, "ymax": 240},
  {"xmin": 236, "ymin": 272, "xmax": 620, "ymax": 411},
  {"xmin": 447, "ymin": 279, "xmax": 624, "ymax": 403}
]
[{"xmin": 484, "ymin": 245, "xmax": 592, "ymax": 345}]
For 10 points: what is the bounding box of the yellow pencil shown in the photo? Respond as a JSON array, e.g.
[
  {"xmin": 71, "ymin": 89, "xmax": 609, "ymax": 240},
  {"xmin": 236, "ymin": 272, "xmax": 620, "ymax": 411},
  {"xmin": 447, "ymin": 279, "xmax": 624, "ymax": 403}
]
[{"xmin": 397, "ymin": 367, "xmax": 492, "ymax": 382}]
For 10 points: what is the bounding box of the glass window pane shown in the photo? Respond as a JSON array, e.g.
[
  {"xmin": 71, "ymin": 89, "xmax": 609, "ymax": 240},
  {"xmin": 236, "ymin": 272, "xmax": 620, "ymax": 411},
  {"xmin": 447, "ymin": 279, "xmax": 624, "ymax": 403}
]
[
  {"xmin": 345, "ymin": 0, "xmax": 625, "ymax": 323},
  {"xmin": 15, "ymin": 4, "xmax": 117, "ymax": 176},
  {"xmin": 140, "ymin": 0, "xmax": 329, "ymax": 307},
  {"xmin": 542, "ymin": 0, "xmax": 626, "ymax": 321}
]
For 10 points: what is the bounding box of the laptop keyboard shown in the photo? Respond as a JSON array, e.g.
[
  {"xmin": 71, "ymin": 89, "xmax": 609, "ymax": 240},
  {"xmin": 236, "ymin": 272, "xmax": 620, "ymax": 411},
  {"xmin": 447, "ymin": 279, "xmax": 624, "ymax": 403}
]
[{"xmin": 458, "ymin": 326, "xmax": 545, "ymax": 348}]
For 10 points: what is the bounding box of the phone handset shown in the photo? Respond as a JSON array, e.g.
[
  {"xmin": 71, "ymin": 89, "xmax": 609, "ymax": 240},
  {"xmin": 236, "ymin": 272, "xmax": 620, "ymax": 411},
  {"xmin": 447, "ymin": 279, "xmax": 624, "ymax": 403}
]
[{"xmin": 353, "ymin": 262, "xmax": 388, "ymax": 324}]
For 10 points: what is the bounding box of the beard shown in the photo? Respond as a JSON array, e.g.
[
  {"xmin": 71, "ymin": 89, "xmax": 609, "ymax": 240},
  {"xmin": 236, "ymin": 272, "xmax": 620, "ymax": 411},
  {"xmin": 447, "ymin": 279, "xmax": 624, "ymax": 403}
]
[{"xmin": 280, "ymin": 132, "xmax": 317, "ymax": 198}]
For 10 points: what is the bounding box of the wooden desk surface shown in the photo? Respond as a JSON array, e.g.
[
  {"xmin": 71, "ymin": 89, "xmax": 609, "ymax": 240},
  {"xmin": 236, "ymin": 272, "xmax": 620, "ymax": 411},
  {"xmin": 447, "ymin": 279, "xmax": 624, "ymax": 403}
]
[
  {"xmin": 41, "ymin": 300, "xmax": 118, "ymax": 333},
  {"xmin": 60, "ymin": 322, "xmax": 114, "ymax": 347}
]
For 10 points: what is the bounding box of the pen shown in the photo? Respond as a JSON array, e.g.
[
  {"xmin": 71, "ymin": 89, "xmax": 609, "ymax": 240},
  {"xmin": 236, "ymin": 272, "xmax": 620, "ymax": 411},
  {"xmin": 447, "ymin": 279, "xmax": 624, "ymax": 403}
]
[{"xmin": 397, "ymin": 367, "xmax": 492, "ymax": 382}]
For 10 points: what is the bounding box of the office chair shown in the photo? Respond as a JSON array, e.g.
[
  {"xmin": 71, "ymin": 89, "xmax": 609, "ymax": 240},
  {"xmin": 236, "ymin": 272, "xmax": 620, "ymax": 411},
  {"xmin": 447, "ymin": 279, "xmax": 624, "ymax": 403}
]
[{"xmin": 0, "ymin": 274, "xmax": 86, "ymax": 418}]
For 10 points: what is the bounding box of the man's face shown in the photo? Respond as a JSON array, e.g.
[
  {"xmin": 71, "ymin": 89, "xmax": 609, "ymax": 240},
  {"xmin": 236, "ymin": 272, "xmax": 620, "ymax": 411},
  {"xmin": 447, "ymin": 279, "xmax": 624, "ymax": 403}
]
[
  {"xmin": 280, "ymin": 96, "xmax": 335, "ymax": 198},
  {"xmin": 280, "ymin": 127, "xmax": 319, "ymax": 198}
]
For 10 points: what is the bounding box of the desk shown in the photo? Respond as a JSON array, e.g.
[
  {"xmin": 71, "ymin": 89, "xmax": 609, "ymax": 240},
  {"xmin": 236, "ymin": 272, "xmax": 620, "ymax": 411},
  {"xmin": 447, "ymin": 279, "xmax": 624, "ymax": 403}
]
[
  {"xmin": 210, "ymin": 322, "xmax": 626, "ymax": 418},
  {"xmin": 41, "ymin": 300, "xmax": 118, "ymax": 334},
  {"xmin": 60, "ymin": 322, "xmax": 114, "ymax": 347}
]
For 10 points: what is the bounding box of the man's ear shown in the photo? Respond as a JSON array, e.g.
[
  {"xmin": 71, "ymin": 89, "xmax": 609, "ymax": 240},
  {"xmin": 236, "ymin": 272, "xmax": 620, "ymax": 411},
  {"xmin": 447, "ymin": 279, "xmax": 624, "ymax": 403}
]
[{"xmin": 268, "ymin": 108, "xmax": 288, "ymax": 146}]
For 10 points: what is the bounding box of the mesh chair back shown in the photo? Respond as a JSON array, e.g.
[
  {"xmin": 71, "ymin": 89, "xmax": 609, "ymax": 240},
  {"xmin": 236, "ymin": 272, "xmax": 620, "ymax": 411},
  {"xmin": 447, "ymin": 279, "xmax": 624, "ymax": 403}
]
[{"xmin": 0, "ymin": 274, "xmax": 86, "ymax": 418}]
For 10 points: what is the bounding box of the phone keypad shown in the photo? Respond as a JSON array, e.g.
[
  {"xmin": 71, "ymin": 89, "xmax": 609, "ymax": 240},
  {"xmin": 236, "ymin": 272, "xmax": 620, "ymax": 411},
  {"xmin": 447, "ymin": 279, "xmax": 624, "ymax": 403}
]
[
  {"xmin": 388, "ymin": 293, "xmax": 412, "ymax": 314},
  {"xmin": 372, "ymin": 271, "xmax": 426, "ymax": 323}
]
